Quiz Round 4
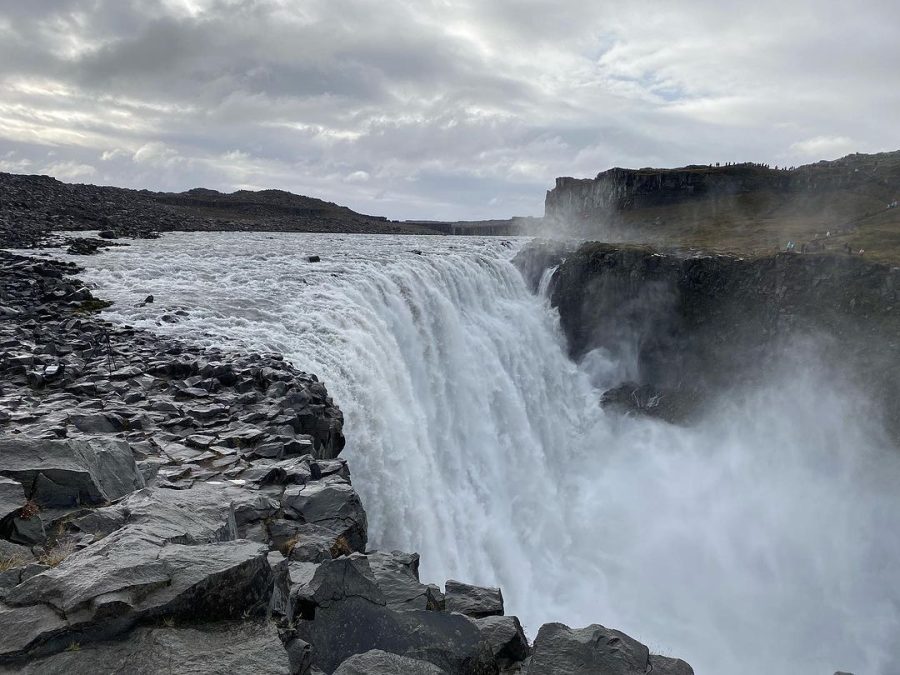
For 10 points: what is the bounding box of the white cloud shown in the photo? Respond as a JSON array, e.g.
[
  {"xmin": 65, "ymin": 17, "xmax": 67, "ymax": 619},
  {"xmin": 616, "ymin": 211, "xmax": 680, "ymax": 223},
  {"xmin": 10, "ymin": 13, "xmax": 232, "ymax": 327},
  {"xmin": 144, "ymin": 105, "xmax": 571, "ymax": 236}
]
[
  {"xmin": 101, "ymin": 148, "xmax": 128, "ymax": 161},
  {"xmin": 132, "ymin": 142, "xmax": 180, "ymax": 167},
  {"xmin": 789, "ymin": 136, "xmax": 857, "ymax": 158},
  {"xmin": 43, "ymin": 160, "xmax": 96, "ymax": 181},
  {"xmin": 345, "ymin": 170, "xmax": 370, "ymax": 183}
]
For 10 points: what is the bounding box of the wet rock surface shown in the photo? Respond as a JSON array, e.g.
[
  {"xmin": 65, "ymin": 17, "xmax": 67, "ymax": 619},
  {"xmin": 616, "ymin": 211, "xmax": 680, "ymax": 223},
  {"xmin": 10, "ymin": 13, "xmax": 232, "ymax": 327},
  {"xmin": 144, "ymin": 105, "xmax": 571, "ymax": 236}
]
[
  {"xmin": 517, "ymin": 240, "xmax": 900, "ymax": 433},
  {"xmin": 0, "ymin": 248, "xmax": 694, "ymax": 673},
  {"xmin": 528, "ymin": 623, "xmax": 693, "ymax": 675}
]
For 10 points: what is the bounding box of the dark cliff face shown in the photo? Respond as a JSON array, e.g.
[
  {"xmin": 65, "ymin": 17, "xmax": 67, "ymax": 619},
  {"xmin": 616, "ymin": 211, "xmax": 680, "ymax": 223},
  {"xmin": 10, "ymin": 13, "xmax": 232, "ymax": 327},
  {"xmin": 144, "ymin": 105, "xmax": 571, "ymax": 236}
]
[
  {"xmin": 547, "ymin": 165, "xmax": 792, "ymax": 217},
  {"xmin": 542, "ymin": 152, "xmax": 900, "ymax": 262},
  {"xmin": 546, "ymin": 152, "xmax": 900, "ymax": 224},
  {"xmin": 521, "ymin": 241, "xmax": 900, "ymax": 432}
]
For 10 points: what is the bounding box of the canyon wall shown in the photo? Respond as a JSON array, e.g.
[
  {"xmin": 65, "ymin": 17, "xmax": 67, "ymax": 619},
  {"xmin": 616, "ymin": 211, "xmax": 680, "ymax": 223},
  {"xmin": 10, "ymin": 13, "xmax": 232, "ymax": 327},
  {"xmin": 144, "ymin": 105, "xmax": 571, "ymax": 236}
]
[{"xmin": 517, "ymin": 241, "xmax": 900, "ymax": 433}]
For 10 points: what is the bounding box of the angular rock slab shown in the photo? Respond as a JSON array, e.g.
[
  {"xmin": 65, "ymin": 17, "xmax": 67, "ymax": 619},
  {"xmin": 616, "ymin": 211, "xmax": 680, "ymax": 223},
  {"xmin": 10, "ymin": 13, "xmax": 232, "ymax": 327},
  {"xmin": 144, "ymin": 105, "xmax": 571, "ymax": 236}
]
[
  {"xmin": 470, "ymin": 615, "xmax": 530, "ymax": 667},
  {"xmin": 282, "ymin": 479, "xmax": 367, "ymax": 553},
  {"xmin": 298, "ymin": 596, "xmax": 495, "ymax": 674},
  {"xmin": 444, "ymin": 579, "xmax": 503, "ymax": 618},
  {"xmin": 333, "ymin": 649, "xmax": 448, "ymax": 675},
  {"xmin": 0, "ymin": 483, "xmax": 276, "ymax": 660},
  {"xmin": 651, "ymin": 653, "xmax": 695, "ymax": 675},
  {"xmin": 0, "ymin": 438, "xmax": 144, "ymax": 508},
  {"xmin": 368, "ymin": 551, "xmax": 444, "ymax": 611},
  {"xmin": 0, "ymin": 479, "xmax": 25, "ymax": 522},
  {"xmin": 528, "ymin": 622, "xmax": 693, "ymax": 675},
  {"xmin": 0, "ymin": 620, "xmax": 291, "ymax": 674},
  {"xmin": 72, "ymin": 483, "xmax": 240, "ymax": 544}
]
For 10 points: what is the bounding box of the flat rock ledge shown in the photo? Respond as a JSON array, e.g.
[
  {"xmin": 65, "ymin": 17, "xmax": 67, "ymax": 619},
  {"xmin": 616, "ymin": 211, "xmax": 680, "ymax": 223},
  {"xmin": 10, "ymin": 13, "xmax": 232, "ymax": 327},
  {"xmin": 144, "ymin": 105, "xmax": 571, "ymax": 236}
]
[{"xmin": 0, "ymin": 250, "xmax": 694, "ymax": 674}]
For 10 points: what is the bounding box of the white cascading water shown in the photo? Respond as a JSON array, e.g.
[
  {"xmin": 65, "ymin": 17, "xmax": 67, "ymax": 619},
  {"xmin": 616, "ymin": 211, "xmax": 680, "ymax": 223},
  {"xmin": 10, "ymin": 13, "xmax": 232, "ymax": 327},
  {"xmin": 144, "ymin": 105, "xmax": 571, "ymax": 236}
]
[{"xmin": 63, "ymin": 232, "xmax": 900, "ymax": 674}]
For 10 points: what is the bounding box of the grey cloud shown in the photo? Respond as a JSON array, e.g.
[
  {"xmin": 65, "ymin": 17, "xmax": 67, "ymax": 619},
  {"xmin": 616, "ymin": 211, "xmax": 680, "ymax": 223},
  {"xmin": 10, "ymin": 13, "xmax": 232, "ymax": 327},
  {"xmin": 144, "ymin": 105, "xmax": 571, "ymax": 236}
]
[{"xmin": 1, "ymin": 0, "xmax": 898, "ymax": 220}]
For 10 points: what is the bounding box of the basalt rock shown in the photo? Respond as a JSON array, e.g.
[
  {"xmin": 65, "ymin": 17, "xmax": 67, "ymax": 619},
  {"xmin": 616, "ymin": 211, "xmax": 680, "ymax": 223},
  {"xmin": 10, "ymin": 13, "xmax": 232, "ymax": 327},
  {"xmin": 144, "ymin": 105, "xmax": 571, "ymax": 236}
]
[
  {"xmin": 1, "ymin": 620, "xmax": 292, "ymax": 675},
  {"xmin": 297, "ymin": 596, "xmax": 497, "ymax": 675},
  {"xmin": 520, "ymin": 240, "xmax": 900, "ymax": 436},
  {"xmin": 469, "ymin": 615, "xmax": 530, "ymax": 668},
  {"xmin": 444, "ymin": 580, "xmax": 504, "ymax": 618},
  {"xmin": 333, "ymin": 649, "xmax": 447, "ymax": 675},
  {"xmin": 527, "ymin": 622, "xmax": 693, "ymax": 675},
  {"xmin": 0, "ymin": 438, "xmax": 145, "ymax": 508}
]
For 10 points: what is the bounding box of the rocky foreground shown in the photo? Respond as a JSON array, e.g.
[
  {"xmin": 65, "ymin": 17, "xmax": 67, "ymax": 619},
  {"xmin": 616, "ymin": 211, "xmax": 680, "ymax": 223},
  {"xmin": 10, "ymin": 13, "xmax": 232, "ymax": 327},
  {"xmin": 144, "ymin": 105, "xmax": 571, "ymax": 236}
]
[{"xmin": 0, "ymin": 249, "xmax": 695, "ymax": 673}]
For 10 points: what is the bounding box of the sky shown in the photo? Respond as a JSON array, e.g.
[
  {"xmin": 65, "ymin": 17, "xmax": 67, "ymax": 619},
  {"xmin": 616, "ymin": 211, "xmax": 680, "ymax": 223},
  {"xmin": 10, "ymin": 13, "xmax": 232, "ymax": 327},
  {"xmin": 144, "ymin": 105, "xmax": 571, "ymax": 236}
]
[{"xmin": 0, "ymin": 0, "xmax": 898, "ymax": 221}]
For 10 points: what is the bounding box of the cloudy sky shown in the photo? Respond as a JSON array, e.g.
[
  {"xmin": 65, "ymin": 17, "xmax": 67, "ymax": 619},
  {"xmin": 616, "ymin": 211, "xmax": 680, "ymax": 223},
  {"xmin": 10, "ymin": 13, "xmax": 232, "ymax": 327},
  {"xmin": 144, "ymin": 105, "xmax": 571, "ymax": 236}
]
[{"xmin": 1, "ymin": 1, "xmax": 898, "ymax": 220}]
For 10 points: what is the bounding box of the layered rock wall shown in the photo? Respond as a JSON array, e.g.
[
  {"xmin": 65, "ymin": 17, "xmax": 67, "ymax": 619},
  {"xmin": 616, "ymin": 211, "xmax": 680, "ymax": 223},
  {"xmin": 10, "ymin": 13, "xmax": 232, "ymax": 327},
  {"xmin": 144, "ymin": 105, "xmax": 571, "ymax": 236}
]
[
  {"xmin": 518, "ymin": 241, "xmax": 900, "ymax": 430},
  {"xmin": 545, "ymin": 151, "xmax": 900, "ymax": 229}
]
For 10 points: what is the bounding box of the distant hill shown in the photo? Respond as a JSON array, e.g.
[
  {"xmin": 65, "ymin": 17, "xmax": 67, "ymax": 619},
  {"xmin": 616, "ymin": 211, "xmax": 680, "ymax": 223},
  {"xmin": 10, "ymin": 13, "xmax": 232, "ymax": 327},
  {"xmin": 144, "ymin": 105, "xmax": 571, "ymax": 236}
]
[
  {"xmin": 544, "ymin": 151, "xmax": 900, "ymax": 263},
  {"xmin": 0, "ymin": 173, "xmax": 441, "ymax": 247}
]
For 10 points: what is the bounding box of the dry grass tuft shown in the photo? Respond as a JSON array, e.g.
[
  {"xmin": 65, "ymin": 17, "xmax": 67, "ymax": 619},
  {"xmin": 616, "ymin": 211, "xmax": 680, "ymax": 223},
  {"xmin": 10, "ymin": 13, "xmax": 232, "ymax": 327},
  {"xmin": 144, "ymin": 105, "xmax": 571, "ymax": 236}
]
[
  {"xmin": 329, "ymin": 535, "xmax": 352, "ymax": 558},
  {"xmin": 38, "ymin": 539, "xmax": 76, "ymax": 568}
]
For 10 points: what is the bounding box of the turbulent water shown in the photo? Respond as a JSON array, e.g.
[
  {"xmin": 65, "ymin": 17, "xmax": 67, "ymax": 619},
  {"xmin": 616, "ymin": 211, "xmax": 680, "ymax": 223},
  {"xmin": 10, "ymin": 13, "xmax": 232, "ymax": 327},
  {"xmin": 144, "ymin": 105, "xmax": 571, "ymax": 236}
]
[{"xmin": 62, "ymin": 232, "xmax": 900, "ymax": 674}]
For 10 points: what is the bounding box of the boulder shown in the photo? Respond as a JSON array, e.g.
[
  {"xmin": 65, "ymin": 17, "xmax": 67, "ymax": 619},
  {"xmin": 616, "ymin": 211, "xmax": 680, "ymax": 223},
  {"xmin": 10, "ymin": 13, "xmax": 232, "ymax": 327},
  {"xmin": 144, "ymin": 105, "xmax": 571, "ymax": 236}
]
[
  {"xmin": 444, "ymin": 580, "xmax": 503, "ymax": 618},
  {"xmin": 0, "ymin": 602, "xmax": 68, "ymax": 658},
  {"xmin": 72, "ymin": 484, "xmax": 239, "ymax": 544},
  {"xmin": 650, "ymin": 654, "xmax": 695, "ymax": 675},
  {"xmin": 528, "ymin": 623, "xmax": 693, "ymax": 675},
  {"xmin": 0, "ymin": 484, "xmax": 280, "ymax": 659},
  {"xmin": 470, "ymin": 615, "xmax": 529, "ymax": 667},
  {"xmin": 333, "ymin": 649, "xmax": 447, "ymax": 675},
  {"xmin": 2, "ymin": 533, "xmax": 272, "ymax": 658},
  {"xmin": 368, "ymin": 551, "xmax": 444, "ymax": 611},
  {"xmin": 282, "ymin": 479, "xmax": 367, "ymax": 553},
  {"xmin": 0, "ymin": 540, "xmax": 32, "ymax": 566},
  {"xmin": 296, "ymin": 554, "xmax": 385, "ymax": 614},
  {"xmin": 268, "ymin": 520, "xmax": 343, "ymax": 562},
  {"xmin": 0, "ymin": 438, "xmax": 144, "ymax": 508},
  {"xmin": 0, "ymin": 479, "xmax": 25, "ymax": 521},
  {"xmin": 1, "ymin": 620, "xmax": 291, "ymax": 674},
  {"xmin": 297, "ymin": 596, "xmax": 495, "ymax": 675}
]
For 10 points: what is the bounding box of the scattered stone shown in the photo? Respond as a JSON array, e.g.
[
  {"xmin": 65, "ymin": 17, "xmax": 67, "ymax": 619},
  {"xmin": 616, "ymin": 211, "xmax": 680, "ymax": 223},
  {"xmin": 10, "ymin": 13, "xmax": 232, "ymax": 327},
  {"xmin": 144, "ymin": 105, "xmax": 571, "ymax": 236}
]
[
  {"xmin": 282, "ymin": 480, "xmax": 367, "ymax": 553},
  {"xmin": 333, "ymin": 649, "xmax": 447, "ymax": 675},
  {"xmin": 297, "ymin": 597, "xmax": 496, "ymax": 675},
  {"xmin": 528, "ymin": 622, "xmax": 694, "ymax": 675},
  {"xmin": 0, "ymin": 479, "xmax": 25, "ymax": 522},
  {"xmin": 444, "ymin": 580, "xmax": 503, "ymax": 618},
  {"xmin": 469, "ymin": 615, "xmax": 530, "ymax": 668}
]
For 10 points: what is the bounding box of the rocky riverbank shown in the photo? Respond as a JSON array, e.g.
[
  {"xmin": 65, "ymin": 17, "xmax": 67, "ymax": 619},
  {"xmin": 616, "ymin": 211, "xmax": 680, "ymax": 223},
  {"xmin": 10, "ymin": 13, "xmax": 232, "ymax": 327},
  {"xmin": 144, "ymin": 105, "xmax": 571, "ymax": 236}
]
[{"xmin": 0, "ymin": 248, "xmax": 695, "ymax": 673}]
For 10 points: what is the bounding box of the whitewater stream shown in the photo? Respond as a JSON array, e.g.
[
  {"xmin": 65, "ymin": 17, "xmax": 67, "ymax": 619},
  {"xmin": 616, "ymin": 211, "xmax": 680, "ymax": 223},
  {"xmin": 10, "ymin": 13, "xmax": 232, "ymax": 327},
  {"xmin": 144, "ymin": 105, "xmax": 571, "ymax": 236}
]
[{"xmin": 59, "ymin": 232, "xmax": 900, "ymax": 674}]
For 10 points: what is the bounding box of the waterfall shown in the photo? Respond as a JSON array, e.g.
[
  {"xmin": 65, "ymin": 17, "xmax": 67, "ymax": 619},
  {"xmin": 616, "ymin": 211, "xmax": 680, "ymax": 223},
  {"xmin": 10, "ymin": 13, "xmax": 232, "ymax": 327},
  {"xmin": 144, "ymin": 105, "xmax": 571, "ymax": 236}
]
[{"xmin": 76, "ymin": 232, "xmax": 900, "ymax": 675}]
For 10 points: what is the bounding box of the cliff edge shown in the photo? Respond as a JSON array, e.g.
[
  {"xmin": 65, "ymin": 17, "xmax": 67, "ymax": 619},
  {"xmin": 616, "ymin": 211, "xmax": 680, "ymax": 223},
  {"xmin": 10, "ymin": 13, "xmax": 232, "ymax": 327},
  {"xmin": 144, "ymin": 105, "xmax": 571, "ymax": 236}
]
[{"xmin": 544, "ymin": 151, "xmax": 900, "ymax": 263}]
